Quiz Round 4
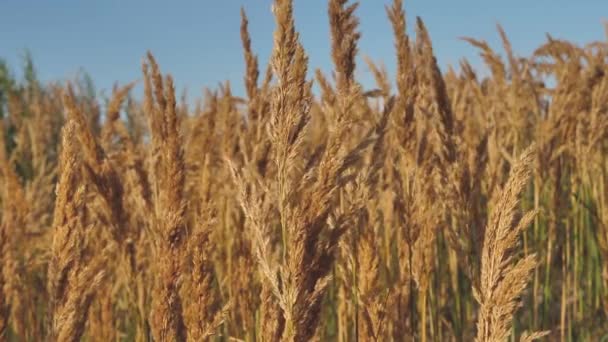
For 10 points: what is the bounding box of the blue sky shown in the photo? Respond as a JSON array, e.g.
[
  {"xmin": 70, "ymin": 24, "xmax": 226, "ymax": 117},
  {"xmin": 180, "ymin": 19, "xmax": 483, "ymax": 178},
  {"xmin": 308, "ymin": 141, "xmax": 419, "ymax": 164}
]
[{"xmin": 1, "ymin": 1, "xmax": 606, "ymax": 98}]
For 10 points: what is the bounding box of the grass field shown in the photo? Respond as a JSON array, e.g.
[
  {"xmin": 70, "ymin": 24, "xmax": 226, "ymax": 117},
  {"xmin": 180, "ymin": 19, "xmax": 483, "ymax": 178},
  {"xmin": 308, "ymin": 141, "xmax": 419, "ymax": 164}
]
[{"xmin": 1, "ymin": 0, "xmax": 608, "ymax": 340}]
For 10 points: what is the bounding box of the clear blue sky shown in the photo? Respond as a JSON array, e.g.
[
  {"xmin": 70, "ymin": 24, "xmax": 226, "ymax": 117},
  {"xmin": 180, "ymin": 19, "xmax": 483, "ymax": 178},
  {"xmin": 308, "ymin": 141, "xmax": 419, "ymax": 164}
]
[{"xmin": 1, "ymin": 1, "xmax": 606, "ymax": 98}]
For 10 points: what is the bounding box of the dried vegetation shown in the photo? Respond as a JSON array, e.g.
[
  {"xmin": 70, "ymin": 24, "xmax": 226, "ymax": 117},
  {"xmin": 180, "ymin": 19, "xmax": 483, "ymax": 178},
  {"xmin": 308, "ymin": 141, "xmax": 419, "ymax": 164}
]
[{"xmin": 0, "ymin": 0, "xmax": 607, "ymax": 340}]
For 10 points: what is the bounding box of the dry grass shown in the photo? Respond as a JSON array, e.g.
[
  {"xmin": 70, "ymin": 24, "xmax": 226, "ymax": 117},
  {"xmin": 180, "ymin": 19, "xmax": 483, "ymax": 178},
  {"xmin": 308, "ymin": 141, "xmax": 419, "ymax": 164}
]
[{"xmin": 0, "ymin": 0, "xmax": 607, "ymax": 341}]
